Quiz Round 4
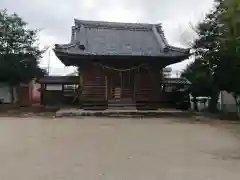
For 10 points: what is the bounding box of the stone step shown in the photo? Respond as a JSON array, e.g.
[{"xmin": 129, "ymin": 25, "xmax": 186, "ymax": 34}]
[
  {"xmin": 108, "ymin": 99, "xmax": 136, "ymax": 110},
  {"xmin": 108, "ymin": 99, "xmax": 134, "ymax": 103},
  {"xmin": 108, "ymin": 103, "xmax": 135, "ymax": 107}
]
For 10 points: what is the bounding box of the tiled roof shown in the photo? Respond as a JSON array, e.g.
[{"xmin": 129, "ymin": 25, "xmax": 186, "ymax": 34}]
[
  {"xmin": 162, "ymin": 78, "xmax": 191, "ymax": 85},
  {"xmin": 54, "ymin": 19, "xmax": 190, "ymax": 57}
]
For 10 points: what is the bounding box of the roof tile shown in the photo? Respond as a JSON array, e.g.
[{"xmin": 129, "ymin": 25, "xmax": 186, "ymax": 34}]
[{"xmin": 55, "ymin": 19, "xmax": 190, "ymax": 57}]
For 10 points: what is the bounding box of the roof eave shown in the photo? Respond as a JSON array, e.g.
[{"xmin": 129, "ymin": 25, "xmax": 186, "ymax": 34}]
[{"xmin": 53, "ymin": 49, "xmax": 190, "ymax": 66}]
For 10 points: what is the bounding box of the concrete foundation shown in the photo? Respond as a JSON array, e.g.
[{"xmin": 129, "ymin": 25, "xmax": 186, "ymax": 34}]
[{"xmin": 56, "ymin": 108, "xmax": 191, "ymax": 118}]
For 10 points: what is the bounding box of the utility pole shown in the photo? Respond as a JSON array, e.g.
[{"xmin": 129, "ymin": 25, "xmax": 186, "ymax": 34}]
[{"xmin": 47, "ymin": 47, "xmax": 51, "ymax": 75}]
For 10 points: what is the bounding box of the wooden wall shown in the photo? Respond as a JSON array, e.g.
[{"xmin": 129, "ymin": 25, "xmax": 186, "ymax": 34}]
[
  {"xmin": 80, "ymin": 63, "xmax": 162, "ymax": 110},
  {"xmin": 135, "ymin": 67, "xmax": 161, "ymax": 110},
  {"xmin": 81, "ymin": 64, "xmax": 107, "ymax": 109}
]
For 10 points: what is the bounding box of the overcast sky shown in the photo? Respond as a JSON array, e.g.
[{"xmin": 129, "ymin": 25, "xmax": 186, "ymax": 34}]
[{"xmin": 1, "ymin": 0, "xmax": 214, "ymax": 75}]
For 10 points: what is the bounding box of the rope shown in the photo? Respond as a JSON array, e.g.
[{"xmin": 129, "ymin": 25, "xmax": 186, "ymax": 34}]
[
  {"xmin": 95, "ymin": 62, "xmax": 157, "ymax": 84},
  {"xmin": 97, "ymin": 63, "xmax": 150, "ymax": 72}
]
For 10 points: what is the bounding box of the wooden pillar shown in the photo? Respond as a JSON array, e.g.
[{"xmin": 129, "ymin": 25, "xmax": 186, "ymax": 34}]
[
  {"xmin": 62, "ymin": 84, "xmax": 64, "ymax": 105},
  {"xmin": 120, "ymin": 72, "xmax": 122, "ymax": 98},
  {"xmin": 133, "ymin": 73, "xmax": 136, "ymax": 101},
  {"xmin": 105, "ymin": 75, "xmax": 108, "ymax": 100}
]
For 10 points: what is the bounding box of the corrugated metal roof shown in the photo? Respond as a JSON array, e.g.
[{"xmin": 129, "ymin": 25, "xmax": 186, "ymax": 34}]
[{"xmin": 54, "ymin": 19, "xmax": 190, "ymax": 57}]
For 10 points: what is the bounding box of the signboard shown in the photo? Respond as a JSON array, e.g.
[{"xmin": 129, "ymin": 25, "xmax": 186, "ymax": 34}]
[{"xmin": 46, "ymin": 84, "xmax": 62, "ymax": 91}]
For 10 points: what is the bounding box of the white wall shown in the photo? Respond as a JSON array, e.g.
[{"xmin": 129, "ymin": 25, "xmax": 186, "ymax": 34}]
[
  {"xmin": 0, "ymin": 83, "xmax": 12, "ymax": 103},
  {"xmin": 219, "ymin": 91, "xmax": 237, "ymax": 113}
]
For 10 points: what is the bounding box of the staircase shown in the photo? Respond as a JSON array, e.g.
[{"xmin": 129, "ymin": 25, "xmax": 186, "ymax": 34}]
[{"xmin": 108, "ymin": 99, "xmax": 136, "ymax": 110}]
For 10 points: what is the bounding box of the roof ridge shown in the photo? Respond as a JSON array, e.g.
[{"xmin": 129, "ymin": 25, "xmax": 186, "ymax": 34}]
[
  {"xmin": 152, "ymin": 25, "xmax": 168, "ymax": 51},
  {"xmin": 74, "ymin": 19, "xmax": 157, "ymax": 31}
]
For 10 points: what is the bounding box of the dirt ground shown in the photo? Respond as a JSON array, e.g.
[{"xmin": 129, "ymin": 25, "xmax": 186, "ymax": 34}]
[{"xmin": 0, "ymin": 117, "xmax": 240, "ymax": 180}]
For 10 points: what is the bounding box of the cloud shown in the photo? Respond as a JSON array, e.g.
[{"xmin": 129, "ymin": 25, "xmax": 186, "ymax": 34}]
[{"xmin": 0, "ymin": 0, "xmax": 214, "ymax": 73}]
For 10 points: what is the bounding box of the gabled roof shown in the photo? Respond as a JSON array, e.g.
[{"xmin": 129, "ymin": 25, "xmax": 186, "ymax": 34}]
[{"xmin": 54, "ymin": 19, "xmax": 190, "ymax": 58}]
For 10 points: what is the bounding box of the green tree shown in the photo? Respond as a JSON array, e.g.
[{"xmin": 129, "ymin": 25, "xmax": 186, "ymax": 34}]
[
  {"xmin": 181, "ymin": 59, "xmax": 213, "ymax": 111},
  {"xmin": 0, "ymin": 9, "xmax": 45, "ymax": 85},
  {"xmin": 192, "ymin": 0, "xmax": 225, "ymax": 112},
  {"xmin": 217, "ymin": 0, "xmax": 240, "ymax": 111},
  {"xmin": 193, "ymin": 0, "xmax": 240, "ymax": 113}
]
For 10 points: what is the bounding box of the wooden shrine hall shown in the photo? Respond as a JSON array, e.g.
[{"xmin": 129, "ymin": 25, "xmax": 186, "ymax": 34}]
[{"xmin": 54, "ymin": 19, "xmax": 190, "ymax": 110}]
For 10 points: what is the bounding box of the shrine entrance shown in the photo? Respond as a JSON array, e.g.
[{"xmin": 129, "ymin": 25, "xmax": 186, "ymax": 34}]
[{"xmin": 108, "ymin": 71, "xmax": 135, "ymax": 101}]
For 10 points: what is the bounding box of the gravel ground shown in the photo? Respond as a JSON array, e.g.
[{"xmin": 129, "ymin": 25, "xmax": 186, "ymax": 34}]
[{"xmin": 0, "ymin": 117, "xmax": 240, "ymax": 180}]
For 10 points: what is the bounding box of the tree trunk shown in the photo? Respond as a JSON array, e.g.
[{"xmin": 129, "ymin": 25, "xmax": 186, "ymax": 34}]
[
  {"xmin": 193, "ymin": 96, "xmax": 199, "ymax": 112},
  {"xmin": 209, "ymin": 92, "xmax": 219, "ymax": 113}
]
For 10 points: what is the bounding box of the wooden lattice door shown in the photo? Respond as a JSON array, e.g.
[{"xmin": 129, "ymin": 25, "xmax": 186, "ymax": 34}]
[{"xmin": 108, "ymin": 72, "xmax": 134, "ymax": 100}]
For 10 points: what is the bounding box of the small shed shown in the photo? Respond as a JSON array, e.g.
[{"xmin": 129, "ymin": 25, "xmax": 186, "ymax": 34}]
[
  {"xmin": 38, "ymin": 76, "xmax": 80, "ymax": 106},
  {"xmin": 162, "ymin": 78, "xmax": 191, "ymax": 92},
  {"xmin": 160, "ymin": 78, "xmax": 191, "ymax": 109}
]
